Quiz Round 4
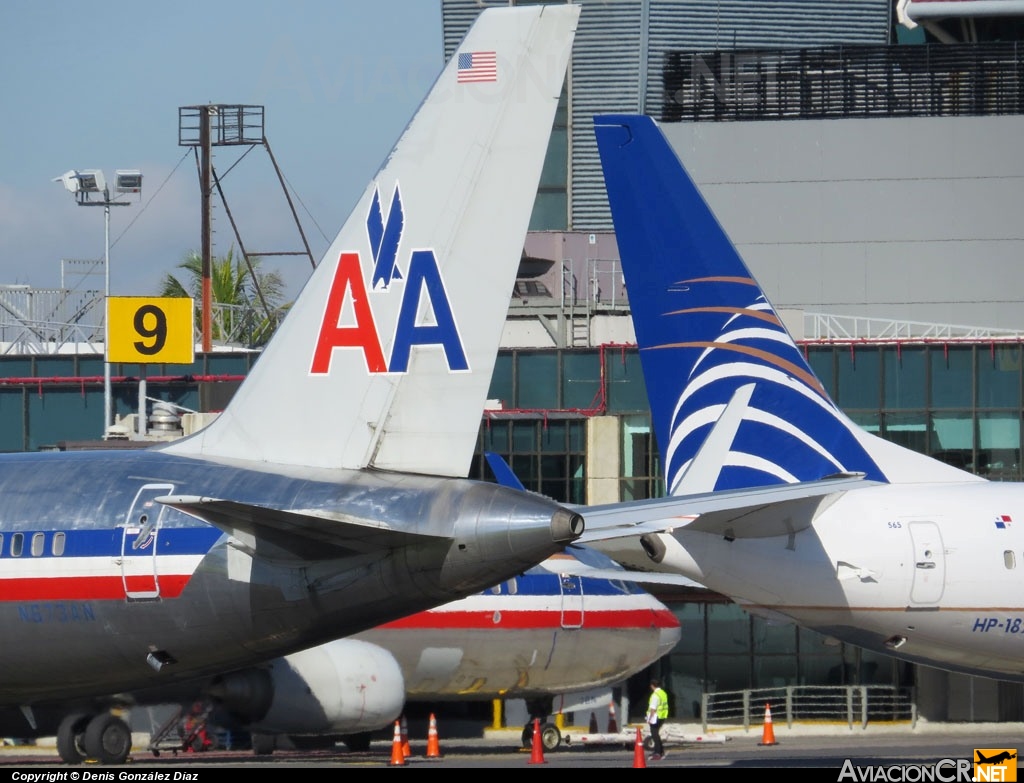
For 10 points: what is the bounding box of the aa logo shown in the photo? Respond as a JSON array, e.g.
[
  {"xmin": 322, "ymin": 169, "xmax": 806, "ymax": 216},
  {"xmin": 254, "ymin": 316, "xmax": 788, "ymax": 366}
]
[{"xmin": 974, "ymin": 749, "xmax": 1017, "ymax": 782}]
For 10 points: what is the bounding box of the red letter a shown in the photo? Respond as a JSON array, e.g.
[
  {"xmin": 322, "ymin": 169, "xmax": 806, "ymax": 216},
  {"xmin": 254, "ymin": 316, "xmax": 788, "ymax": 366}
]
[{"xmin": 310, "ymin": 252, "xmax": 387, "ymax": 374}]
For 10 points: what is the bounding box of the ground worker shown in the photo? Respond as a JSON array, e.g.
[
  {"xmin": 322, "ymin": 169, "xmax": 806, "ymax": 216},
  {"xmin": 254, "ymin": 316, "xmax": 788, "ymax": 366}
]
[{"xmin": 646, "ymin": 678, "xmax": 668, "ymax": 761}]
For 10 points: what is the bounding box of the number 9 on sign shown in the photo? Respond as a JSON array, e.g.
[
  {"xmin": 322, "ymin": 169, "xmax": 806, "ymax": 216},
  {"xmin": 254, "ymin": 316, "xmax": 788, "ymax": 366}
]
[{"xmin": 107, "ymin": 297, "xmax": 195, "ymax": 365}]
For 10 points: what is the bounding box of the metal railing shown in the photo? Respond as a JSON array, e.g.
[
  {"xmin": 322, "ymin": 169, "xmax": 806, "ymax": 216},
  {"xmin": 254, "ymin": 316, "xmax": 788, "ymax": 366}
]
[
  {"xmin": 0, "ymin": 285, "xmax": 284, "ymax": 354},
  {"xmin": 202, "ymin": 302, "xmax": 287, "ymax": 348},
  {"xmin": 802, "ymin": 312, "xmax": 1024, "ymax": 344},
  {"xmin": 663, "ymin": 43, "xmax": 1024, "ymax": 122},
  {"xmin": 0, "ymin": 286, "xmax": 103, "ymax": 354},
  {"xmin": 700, "ymin": 685, "xmax": 917, "ymax": 732}
]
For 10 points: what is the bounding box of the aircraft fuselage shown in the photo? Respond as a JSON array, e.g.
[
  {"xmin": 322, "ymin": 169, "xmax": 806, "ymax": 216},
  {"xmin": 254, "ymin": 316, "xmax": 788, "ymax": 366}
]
[
  {"xmin": 358, "ymin": 569, "xmax": 681, "ymax": 699},
  {"xmin": 0, "ymin": 448, "xmax": 576, "ymax": 707},
  {"xmin": 655, "ymin": 481, "xmax": 1024, "ymax": 680}
]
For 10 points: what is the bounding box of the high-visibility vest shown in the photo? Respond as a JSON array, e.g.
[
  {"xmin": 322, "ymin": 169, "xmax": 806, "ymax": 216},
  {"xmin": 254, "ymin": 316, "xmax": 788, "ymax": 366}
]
[{"xmin": 650, "ymin": 688, "xmax": 669, "ymax": 719}]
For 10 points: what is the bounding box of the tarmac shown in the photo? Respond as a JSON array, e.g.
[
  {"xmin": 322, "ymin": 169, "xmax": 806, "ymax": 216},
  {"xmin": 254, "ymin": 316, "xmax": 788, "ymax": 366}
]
[{"xmin": 3, "ymin": 719, "xmax": 1023, "ymax": 769}]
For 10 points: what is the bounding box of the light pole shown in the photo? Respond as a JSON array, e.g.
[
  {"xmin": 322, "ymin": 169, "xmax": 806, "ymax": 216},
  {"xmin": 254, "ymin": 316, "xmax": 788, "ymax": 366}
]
[{"xmin": 54, "ymin": 169, "xmax": 142, "ymax": 435}]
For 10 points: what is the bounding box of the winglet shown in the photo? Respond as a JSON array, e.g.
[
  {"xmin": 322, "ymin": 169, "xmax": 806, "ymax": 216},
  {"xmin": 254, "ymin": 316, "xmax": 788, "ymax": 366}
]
[
  {"xmin": 672, "ymin": 383, "xmax": 754, "ymax": 496},
  {"xmin": 484, "ymin": 452, "xmax": 526, "ymax": 491},
  {"xmin": 163, "ymin": 6, "xmax": 580, "ymax": 477}
]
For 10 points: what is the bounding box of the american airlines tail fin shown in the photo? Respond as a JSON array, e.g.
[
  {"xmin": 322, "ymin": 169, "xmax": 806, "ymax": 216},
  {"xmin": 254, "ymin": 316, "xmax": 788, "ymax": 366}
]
[
  {"xmin": 594, "ymin": 114, "xmax": 980, "ymax": 493},
  {"xmin": 163, "ymin": 5, "xmax": 580, "ymax": 475}
]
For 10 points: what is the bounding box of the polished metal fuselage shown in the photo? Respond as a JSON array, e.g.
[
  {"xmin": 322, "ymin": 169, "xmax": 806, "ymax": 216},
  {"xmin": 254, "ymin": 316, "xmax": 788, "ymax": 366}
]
[{"xmin": 0, "ymin": 448, "xmax": 575, "ymax": 708}]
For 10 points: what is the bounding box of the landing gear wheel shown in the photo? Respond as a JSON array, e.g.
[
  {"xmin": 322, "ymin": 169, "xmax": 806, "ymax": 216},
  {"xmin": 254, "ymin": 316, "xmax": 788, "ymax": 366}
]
[
  {"xmin": 83, "ymin": 713, "xmax": 132, "ymax": 765},
  {"xmin": 540, "ymin": 722, "xmax": 561, "ymax": 751},
  {"xmin": 289, "ymin": 735, "xmax": 337, "ymax": 751},
  {"xmin": 521, "ymin": 721, "xmax": 562, "ymax": 751},
  {"xmin": 341, "ymin": 732, "xmax": 373, "ymax": 752},
  {"xmin": 251, "ymin": 733, "xmax": 277, "ymax": 756},
  {"xmin": 56, "ymin": 712, "xmax": 90, "ymax": 764}
]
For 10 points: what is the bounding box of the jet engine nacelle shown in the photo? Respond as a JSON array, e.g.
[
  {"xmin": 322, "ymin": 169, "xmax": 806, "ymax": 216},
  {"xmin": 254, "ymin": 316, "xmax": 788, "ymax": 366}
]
[{"xmin": 210, "ymin": 639, "xmax": 405, "ymax": 735}]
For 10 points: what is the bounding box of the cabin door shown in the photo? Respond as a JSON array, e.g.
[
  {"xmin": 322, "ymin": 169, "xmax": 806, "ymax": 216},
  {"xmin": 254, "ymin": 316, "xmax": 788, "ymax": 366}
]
[
  {"xmin": 560, "ymin": 574, "xmax": 584, "ymax": 628},
  {"xmin": 909, "ymin": 521, "xmax": 946, "ymax": 605},
  {"xmin": 121, "ymin": 483, "xmax": 173, "ymax": 601}
]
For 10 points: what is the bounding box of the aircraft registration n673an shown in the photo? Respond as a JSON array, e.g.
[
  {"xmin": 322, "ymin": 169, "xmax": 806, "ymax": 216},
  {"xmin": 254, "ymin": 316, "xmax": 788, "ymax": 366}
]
[
  {"xmin": 589, "ymin": 112, "xmax": 1024, "ymax": 685},
  {"xmin": 0, "ymin": 4, "xmax": 590, "ymax": 765}
]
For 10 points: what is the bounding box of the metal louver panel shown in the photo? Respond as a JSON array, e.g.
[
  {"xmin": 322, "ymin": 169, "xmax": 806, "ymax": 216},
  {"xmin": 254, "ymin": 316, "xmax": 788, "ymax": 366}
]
[
  {"xmin": 442, "ymin": 0, "xmax": 892, "ymax": 231},
  {"xmin": 442, "ymin": 0, "xmax": 507, "ymax": 61},
  {"xmin": 645, "ymin": 1, "xmax": 891, "ymax": 115},
  {"xmin": 571, "ymin": 0, "xmax": 646, "ymax": 230}
]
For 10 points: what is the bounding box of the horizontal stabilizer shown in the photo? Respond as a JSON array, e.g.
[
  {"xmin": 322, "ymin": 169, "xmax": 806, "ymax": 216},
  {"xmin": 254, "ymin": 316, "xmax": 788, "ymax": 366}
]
[
  {"xmin": 540, "ymin": 557, "xmax": 707, "ymax": 589},
  {"xmin": 157, "ymin": 495, "xmax": 440, "ymax": 561},
  {"xmin": 577, "ymin": 474, "xmax": 874, "ymax": 543},
  {"xmin": 485, "ymin": 447, "xmax": 869, "ymax": 543},
  {"xmin": 673, "ymin": 383, "xmax": 753, "ymax": 496}
]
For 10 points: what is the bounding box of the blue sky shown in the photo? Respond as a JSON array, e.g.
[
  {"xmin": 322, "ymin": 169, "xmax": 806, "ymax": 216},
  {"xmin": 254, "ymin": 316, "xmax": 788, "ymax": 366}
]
[{"xmin": 0, "ymin": 1, "xmax": 445, "ymax": 300}]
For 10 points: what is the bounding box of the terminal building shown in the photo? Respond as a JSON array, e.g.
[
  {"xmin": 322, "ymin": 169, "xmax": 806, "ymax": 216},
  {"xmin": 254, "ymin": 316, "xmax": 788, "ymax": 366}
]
[{"xmin": 5, "ymin": 0, "xmax": 1024, "ymax": 728}]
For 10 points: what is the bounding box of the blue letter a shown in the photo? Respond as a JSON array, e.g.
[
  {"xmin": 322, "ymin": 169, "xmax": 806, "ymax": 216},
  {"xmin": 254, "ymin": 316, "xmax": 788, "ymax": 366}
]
[{"xmin": 389, "ymin": 249, "xmax": 468, "ymax": 373}]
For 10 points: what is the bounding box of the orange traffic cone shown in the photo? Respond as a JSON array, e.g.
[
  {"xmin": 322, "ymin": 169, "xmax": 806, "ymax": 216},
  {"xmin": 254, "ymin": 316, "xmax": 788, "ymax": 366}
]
[
  {"xmin": 389, "ymin": 720, "xmax": 407, "ymax": 766},
  {"xmin": 758, "ymin": 703, "xmax": 778, "ymax": 746},
  {"xmin": 608, "ymin": 701, "xmax": 619, "ymax": 733},
  {"xmin": 589, "ymin": 711, "xmax": 599, "ymax": 733},
  {"xmin": 400, "ymin": 714, "xmax": 412, "ymax": 758},
  {"xmin": 425, "ymin": 713, "xmax": 442, "ymax": 759},
  {"xmin": 633, "ymin": 725, "xmax": 647, "ymax": 768},
  {"xmin": 527, "ymin": 717, "xmax": 547, "ymax": 765}
]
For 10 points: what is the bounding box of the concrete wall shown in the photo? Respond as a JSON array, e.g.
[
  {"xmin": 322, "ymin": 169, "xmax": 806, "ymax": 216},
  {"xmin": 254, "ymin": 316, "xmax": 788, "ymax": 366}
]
[
  {"xmin": 660, "ymin": 115, "xmax": 1024, "ymax": 330},
  {"xmin": 586, "ymin": 416, "xmax": 622, "ymax": 505}
]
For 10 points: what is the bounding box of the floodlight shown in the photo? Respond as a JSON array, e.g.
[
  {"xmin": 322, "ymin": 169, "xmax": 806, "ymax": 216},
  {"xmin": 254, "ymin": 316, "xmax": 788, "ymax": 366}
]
[
  {"xmin": 75, "ymin": 170, "xmax": 106, "ymax": 193},
  {"xmin": 54, "ymin": 163, "xmax": 142, "ymax": 435},
  {"xmin": 53, "ymin": 170, "xmax": 81, "ymax": 194},
  {"xmin": 115, "ymin": 170, "xmax": 142, "ymax": 194}
]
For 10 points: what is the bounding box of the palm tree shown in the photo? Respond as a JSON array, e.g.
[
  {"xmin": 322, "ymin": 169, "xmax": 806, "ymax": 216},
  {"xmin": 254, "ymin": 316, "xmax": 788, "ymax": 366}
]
[{"xmin": 160, "ymin": 247, "xmax": 289, "ymax": 347}]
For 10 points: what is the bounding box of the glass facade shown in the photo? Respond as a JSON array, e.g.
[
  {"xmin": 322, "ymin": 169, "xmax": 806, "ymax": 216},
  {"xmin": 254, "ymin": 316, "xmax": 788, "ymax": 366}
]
[
  {"xmin": 463, "ymin": 341, "xmax": 1024, "ymax": 720},
  {"xmin": 471, "ymin": 418, "xmax": 587, "ymax": 505},
  {"xmin": 0, "ymin": 353, "xmax": 258, "ymax": 451},
  {"xmin": 475, "ymin": 339, "xmax": 1024, "ymax": 491},
  {"xmin": 474, "ymin": 342, "xmax": 1024, "ymax": 482},
  {"xmin": 528, "ymin": 91, "xmax": 569, "ymax": 231},
  {"xmin": 2, "ymin": 338, "xmax": 1023, "ymax": 720}
]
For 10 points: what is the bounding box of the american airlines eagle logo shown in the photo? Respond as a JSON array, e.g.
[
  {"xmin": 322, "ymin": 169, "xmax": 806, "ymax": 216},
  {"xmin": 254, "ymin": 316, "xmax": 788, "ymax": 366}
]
[{"xmin": 310, "ymin": 182, "xmax": 467, "ymax": 375}]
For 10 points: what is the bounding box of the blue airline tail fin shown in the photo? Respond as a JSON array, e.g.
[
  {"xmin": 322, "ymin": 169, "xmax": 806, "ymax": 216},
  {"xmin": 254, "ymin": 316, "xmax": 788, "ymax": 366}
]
[{"xmin": 594, "ymin": 115, "xmax": 912, "ymax": 494}]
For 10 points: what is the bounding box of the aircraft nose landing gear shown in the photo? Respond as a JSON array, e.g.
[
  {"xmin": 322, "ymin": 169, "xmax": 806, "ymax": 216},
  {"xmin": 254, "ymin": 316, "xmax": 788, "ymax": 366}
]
[
  {"xmin": 520, "ymin": 721, "xmax": 562, "ymax": 752},
  {"xmin": 519, "ymin": 698, "xmax": 562, "ymax": 751}
]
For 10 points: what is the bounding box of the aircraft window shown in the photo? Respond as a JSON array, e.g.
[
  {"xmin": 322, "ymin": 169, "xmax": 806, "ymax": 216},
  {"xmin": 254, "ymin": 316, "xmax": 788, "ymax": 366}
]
[
  {"xmin": 52, "ymin": 532, "xmax": 65, "ymax": 556},
  {"xmin": 490, "ymin": 584, "xmax": 502, "ymax": 595},
  {"xmin": 1005, "ymin": 550, "xmax": 1016, "ymax": 569},
  {"xmin": 507, "ymin": 577, "xmax": 518, "ymax": 595},
  {"xmin": 0, "ymin": 533, "xmax": 3, "ymax": 555},
  {"xmin": 31, "ymin": 532, "xmax": 44, "ymax": 557},
  {"xmin": 10, "ymin": 532, "xmax": 24, "ymax": 557}
]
